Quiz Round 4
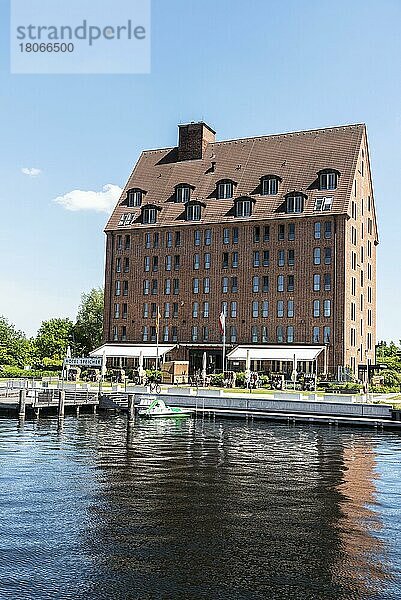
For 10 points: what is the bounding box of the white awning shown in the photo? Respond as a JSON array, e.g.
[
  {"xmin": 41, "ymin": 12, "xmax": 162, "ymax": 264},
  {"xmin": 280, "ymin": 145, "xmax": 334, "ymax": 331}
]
[
  {"xmin": 227, "ymin": 345, "xmax": 325, "ymax": 362},
  {"xmin": 90, "ymin": 344, "xmax": 176, "ymax": 359}
]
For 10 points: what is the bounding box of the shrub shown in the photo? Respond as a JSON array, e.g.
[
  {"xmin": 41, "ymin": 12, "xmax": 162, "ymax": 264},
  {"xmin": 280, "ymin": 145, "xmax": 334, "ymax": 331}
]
[
  {"xmin": 0, "ymin": 365, "xmax": 58, "ymax": 379},
  {"xmin": 210, "ymin": 373, "xmax": 224, "ymax": 387}
]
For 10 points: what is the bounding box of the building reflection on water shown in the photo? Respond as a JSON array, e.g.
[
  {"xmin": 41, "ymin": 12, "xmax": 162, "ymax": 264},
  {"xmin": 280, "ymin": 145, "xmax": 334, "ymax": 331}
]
[{"xmin": 76, "ymin": 416, "xmax": 391, "ymax": 600}]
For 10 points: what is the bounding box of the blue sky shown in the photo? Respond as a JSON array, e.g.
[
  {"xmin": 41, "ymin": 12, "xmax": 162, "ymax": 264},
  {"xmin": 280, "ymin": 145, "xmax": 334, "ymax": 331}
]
[{"xmin": 0, "ymin": 0, "xmax": 400, "ymax": 341}]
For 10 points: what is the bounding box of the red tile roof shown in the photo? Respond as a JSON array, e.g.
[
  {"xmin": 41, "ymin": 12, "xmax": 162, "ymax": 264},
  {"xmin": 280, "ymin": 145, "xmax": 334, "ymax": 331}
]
[{"xmin": 105, "ymin": 123, "xmax": 365, "ymax": 231}]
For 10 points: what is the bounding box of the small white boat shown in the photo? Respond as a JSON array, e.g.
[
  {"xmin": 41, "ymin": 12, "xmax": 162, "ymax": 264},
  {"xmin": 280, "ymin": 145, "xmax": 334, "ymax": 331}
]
[{"xmin": 138, "ymin": 397, "xmax": 191, "ymax": 419}]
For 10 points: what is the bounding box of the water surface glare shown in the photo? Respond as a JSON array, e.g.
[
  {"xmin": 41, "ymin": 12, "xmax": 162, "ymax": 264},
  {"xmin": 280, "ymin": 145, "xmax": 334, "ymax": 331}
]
[{"xmin": 1, "ymin": 415, "xmax": 401, "ymax": 599}]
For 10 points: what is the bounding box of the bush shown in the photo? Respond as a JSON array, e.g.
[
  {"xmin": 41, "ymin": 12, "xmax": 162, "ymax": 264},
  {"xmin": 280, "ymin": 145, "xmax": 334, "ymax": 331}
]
[
  {"xmin": 0, "ymin": 365, "xmax": 58, "ymax": 379},
  {"xmin": 210, "ymin": 373, "xmax": 224, "ymax": 387}
]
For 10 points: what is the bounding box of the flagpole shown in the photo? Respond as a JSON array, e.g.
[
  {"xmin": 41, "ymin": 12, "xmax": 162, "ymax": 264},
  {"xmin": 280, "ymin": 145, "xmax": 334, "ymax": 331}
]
[
  {"xmin": 222, "ymin": 326, "xmax": 226, "ymax": 380},
  {"xmin": 156, "ymin": 306, "xmax": 160, "ymax": 374}
]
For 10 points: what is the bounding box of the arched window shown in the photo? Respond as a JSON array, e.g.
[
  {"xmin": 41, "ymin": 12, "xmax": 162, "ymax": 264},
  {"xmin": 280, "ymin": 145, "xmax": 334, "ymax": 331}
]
[
  {"xmin": 175, "ymin": 183, "xmax": 194, "ymax": 203},
  {"xmin": 185, "ymin": 201, "xmax": 205, "ymax": 222},
  {"xmin": 217, "ymin": 179, "xmax": 236, "ymax": 199},
  {"xmin": 234, "ymin": 197, "xmax": 255, "ymax": 218},
  {"xmin": 127, "ymin": 188, "xmax": 145, "ymax": 207},
  {"xmin": 318, "ymin": 169, "xmax": 339, "ymax": 191},
  {"xmin": 285, "ymin": 192, "xmax": 306, "ymax": 214},
  {"xmin": 261, "ymin": 175, "xmax": 280, "ymax": 196},
  {"xmin": 141, "ymin": 204, "xmax": 160, "ymax": 225}
]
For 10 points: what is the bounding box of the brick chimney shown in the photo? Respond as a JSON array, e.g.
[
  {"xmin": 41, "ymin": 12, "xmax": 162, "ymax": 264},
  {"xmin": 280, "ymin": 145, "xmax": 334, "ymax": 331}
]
[{"xmin": 178, "ymin": 122, "xmax": 216, "ymax": 161}]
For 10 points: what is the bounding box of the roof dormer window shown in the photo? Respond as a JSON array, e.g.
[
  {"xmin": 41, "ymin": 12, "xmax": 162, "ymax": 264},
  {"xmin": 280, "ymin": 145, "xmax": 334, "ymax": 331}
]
[
  {"xmin": 234, "ymin": 197, "xmax": 254, "ymax": 218},
  {"xmin": 318, "ymin": 169, "xmax": 339, "ymax": 191},
  {"xmin": 286, "ymin": 193, "xmax": 305, "ymax": 214},
  {"xmin": 141, "ymin": 204, "xmax": 160, "ymax": 225},
  {"xmin": 217, "ymin": 179, "xmax": 236, "ymax": 199},
  {"xmin": 261, "ymin": 175, "xmax": 280, "ymax": 196},
  {"xmin": 175, "ymin": 184, "xmax": 193, "ymax": 203},
  {"xmin": 186, "ymin": 201, "xmax": 204, "ymax": 222},
  {"xmin": 127, "ymin": 188, "xmax": 144, "ymax": 207}
]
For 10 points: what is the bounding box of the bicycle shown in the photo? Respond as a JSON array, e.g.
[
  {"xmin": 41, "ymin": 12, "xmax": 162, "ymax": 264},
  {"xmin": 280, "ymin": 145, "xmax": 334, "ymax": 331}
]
[{"xmin": 145, "ymin": 376, "xmax": 161, "ymax": 394}]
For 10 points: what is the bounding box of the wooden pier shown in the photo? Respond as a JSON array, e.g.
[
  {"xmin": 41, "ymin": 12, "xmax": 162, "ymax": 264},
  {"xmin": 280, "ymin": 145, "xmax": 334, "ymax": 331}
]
[{"xmin": 0, "ymin": 388, "xmax": 98, "ymax": 419}]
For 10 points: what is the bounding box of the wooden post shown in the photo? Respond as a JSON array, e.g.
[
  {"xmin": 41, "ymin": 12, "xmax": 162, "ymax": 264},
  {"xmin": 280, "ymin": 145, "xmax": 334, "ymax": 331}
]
[
  {"xmin": 18, "ymin": 389, "xmax": 26, "ymax": 419},
  {"xmin": 58, "ymin": 390, "xmax": 65, "ymax": 419},
  {"xmin": 76, "ymin": 406, "xmax": 80, "ymax": 417},
  {"xmin": 127, "ymin": 393, "xmax": 135, "ymax": 424},
  {"xmin": 93, "ymin": 404, "xmax": 97, "ymax": 415}
]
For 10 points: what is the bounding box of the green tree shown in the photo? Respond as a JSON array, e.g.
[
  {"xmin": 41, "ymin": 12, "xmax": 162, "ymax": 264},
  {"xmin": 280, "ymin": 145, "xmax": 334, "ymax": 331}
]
[
  {"xmin": 35, "ymin": 318, "xmax": 74, "ymax": 361},
  {"xmin": 0, "ymin": 316, "xmax": 33, "ymax": 367},
  {"xmin": 73, "ymin": 288, "xmax": 104, "ymax": 355}
]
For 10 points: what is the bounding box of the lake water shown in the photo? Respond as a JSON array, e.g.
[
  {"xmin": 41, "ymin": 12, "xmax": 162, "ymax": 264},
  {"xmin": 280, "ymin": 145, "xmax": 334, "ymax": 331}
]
[{"xmin": 1, "ymin": 414, "xmax": 401, "ymax": 600}]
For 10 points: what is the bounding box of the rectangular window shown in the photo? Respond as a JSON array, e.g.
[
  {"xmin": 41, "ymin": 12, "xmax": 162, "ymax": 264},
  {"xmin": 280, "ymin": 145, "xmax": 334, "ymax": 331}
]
[
  {"xmin": 277, "ymin": 326, "xmax": 284, "ymax": 343},
  {"xmin": 175, "ymin": 232, "xmax": 181, "ymax": 247},
  {"xmin": 163, "ymin": 326, "xmax": 169, "ymax": 342},
  {"xmin": 143, "ymin": 280, "xmax": 149, "ymax": 296},
  {"xmin": 313, "ymin": 274, "xmax": 320, "ymax": 291},
  {"xmin": 287, "ymin": 300, "xmax": 294, "ymax": 318},
  {"xmin": 287, "ymin": 326, "xmax": 294, "ymax": 343},
  {"xmin": 194, "ymin": 254, "xmax": 200, "ymax": 270},
  {"xmin": 145, "ymin": 233, "xmax": 151, "ymax": 249},
  {"xmin": 113, "ymin": 326, "xmax": 118, "ymax": 341},
  {"xmin": 262, "ymin": 327, "xmax": 269, "ymax": 343},
  {"xmin": 151, "ymin": 303, "xmax": 157, "ymax": 318},
  {"xmin": 288, "ymin": 223, "xmax": 295, "ymax": 241},
  {"xmin": 313, "ymin": 300, "xmax": 320, "ymax": 317},
  {"xmin": 324, "ymin": 248, "xmax": 332, "ymax": 265},
  {"xmin": 278, "ymin": 250, "xmax": 285, "ymax": 267},
  {"xmin": 324, "ymin": 274, "xmax": 331, "ymax": 291},
  {"xmin": 222, "ymin": 252, "xmax": 229, "ymax": 268},
  {"xmin": 263, "ymin": 250, "xmax": 270, "ymax": 267},
  {"xmin": 313, "ymin": 326, "xmax": 320, "ymax": 343},
  {"xmin": 314, "ymin": 197, "xmax": 333, "ymax": 211},
  {"xmin": 114, "ymin": 303, "xmax": 120, "ymax": 319},
  {"xmin": 123, "ymin": 257, "xmax": 130, "ymax": 273},
  {"xmin": 263, "ymin": 226, "xmax": 270, "ymax": 242},
  {"xmin": 151, "ymin": 280, "xmax": 157, "ymax": 295},
  {"xmin": 230, "ymin": 326, "xmax": 237, "ymax": 343},
  {"xmin": 164, "ymin": 303, "xmax": 170, "ymax": 318},
  {"xmin": 116, "ymin": 257, "xmax": 122, "ymax": 273},
  {"xmin": 352, "ymin": 252, "xmax": 357, "ymax": 270},
  {"xmin": 314, "ymin": 222, "xmax": 321, "ymax": 239},
  {"xmin": 351, "ymin": 277, "xmax": 356, "ymax": 295},
  {"xmin": 253, "ymin": 226, "xmax": 260, "ymax": 242},
  {"xmin": 324, "ymin": 299, "xmax": 331, "ymax": 317},
  {"xmin": 173, "ymin": 279, "xmax": 179, "ymax": 295},
  {"xmin": 173, "ymin": 303, "xmax": 178, "ymax": 318},
  {"xmin": 192, "ymin": 302, "xmax": 199, "ymax": 318},
  {"xmin": 233, "ymin": 228, "xmax": 239, "ymax": 244},
  {"xmin": 167, "ymin": 232, "xmax": 173, "ymax": 248},
  {"xmin": 174, "ymin": 255, "xmax": 180, "ymax": 271},
  {"xmin": 222, "ymin": 277, "xmax": 228, "ymax": 293},
  {"xmin": 165, "ymin": 255, "xmax": 172, "ymax": 271},
  {"xmin": 117, "ymin": 235, "xmax": 123, "ymax": 251},
  {"xmin": 323, "ymin": 326, "xmax": 331, "ymax": 344},
  {"xmin": 142, "ymin": 326, "xmax": 148, "ymax": 342},
  {"xmin": 165, "ymin": 279, "xmax": 171, "ymax": 295},
  {"xmin": 278, "ymin": 224, "xmax": 285, "ymax": 241},
  {"xmin": 232, "ymin": 252, "xmax": 238, "ymax": 268},
  {"xmin": 205, "ymin": 253, "xmax": 211, "ymax": 269},
  {"xmin": 262, "ymin": 276, "xmax": 269, "ymax": 293},
  {"xmin": 191, "ymin": 326, "xmax": 198, "ymax": 342},
  {"xmin": 203, "ymin": 278, "xmax": 210, "ymax": 294},
  {"xmin": 153, "ymin": 232, "xmax": 160, "ymax": 249},
  {"xmin": 202, "ymin": 326, "xmax": 209, "ymax": 342},
  {"xmin": 277, "ymin": 300, "xmax": 284, "ymax": 318},
  {"xmin": 314, "ymin": 248, "xmax": 321, "ymax": 265},
  {"xmin": 172, "ymin": 327, "xmax": 178, "ymax": 342},
  {"xmin": 123, "ymin": 281, "xmax": 128, "ymax": 296},
  {"xmin": 124, "ymin": 235, "xmax": 131, "ymax": 251},
  {"xmin": 194, "ymin": 230, "xmax": 201, "ymax": 246},
  {"xmin": 221, "ymin": 302, "xmax": 228, "ymax": 317},
  {"xmin": 205, "ymin": 230, "xmax": 212, "ymax": 246},
  {"xmin": 144, "ymin": 256, "xmax": 150, "ymax": 272},
  {"xmin": 152, "ymin": 256, "xmax": 159, "ymax": 272},
  {"xmin": 277, "ymin": 275, "xmax": 284, "ymax": 292},
  {"xmin": 252, "ymin": 301, "xmax": 258, "ymax": 318},
  {"xmin": 252, "ymin": 326, "xmax": 258, "ymax": 343},
  {"xmin": 253, "ymin": 251, "xmax": 260, "ymax": 267},
  {"xmin": 231, "ymin": 277, "xmax": 238, "ymax": 293},
  {"xmin": 288, "ymin": 249, "xmax": 294, "ymax": 266},
  {"xmin": 150, "ymin": 327, "xmax": 156, "ymax": 342},
  {"xmin": 193, "ymin": 278, "xmax": 199, "ymax": 294},
  {"xmin": 351, "ymin": 302, "xmax": 356, "ymax": 321},
  {"xmin": 231, "ymin": 301, "xmax": 237, "ymax": 318},
  {"xmin": 122, "ymin": 303, "xmax": 128, "ymax": 319},
  {"xmin": 223, "ymin": 228, "xmax": 229, "ymax": 244},
  {"xmin": 203, "ymin": 302, "xmax": 209, "ymax": 318},
  {"xmin": 287, "ymin": 275, "xmax": 294, "ymax": 292},
  {"xmin": 253, "ymin": 276, "xmax": 259, "ymax": 293},
  {"xmin": 324, "ymin": 222, "xmax": 332, "ymax": 239},
  {"xmin": 262, "ymin": 300, "xmax": 269, "ymax": 318}
]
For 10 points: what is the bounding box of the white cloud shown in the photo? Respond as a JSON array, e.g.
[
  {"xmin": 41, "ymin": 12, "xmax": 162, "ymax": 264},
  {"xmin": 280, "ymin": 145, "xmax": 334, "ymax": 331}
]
[
  {"xmin": 53, "ymin": 183, "xmax": 122, "ymax": 214},
  {"xmin": 22, "ymin": 167, "xmax": 42, "ymax": 177}
]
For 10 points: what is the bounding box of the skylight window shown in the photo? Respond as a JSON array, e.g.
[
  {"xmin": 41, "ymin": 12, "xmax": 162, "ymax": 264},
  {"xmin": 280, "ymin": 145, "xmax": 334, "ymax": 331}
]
[{"xmin": 314, "ymin": 197, "xmax": 333, "ymax": 212}]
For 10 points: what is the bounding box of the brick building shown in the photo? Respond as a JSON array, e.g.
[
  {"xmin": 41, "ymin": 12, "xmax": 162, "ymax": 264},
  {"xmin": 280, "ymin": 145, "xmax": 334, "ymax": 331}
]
[{"xmin": 102, "ymin": 122, "xmax": 378, "ymax": 376}]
